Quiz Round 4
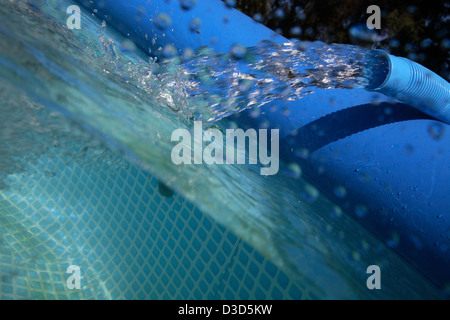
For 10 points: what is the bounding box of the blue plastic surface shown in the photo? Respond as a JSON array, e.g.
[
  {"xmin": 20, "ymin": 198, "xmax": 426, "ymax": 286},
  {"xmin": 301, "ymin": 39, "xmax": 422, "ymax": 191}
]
[{"xmin": 75, "ymin": 0, "xmax": 450, "ymax": 288}]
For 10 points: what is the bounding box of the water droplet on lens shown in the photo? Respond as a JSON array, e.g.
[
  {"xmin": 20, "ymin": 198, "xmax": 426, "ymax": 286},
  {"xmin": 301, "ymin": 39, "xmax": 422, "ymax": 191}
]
[
  {"xmin": 295, "ymin": 41, "xmax": 309, "ymax": 51},
  {"xmin": 259, "ymin": 120, "xmax": 270, "ymax": 129},
  {"xmin": 180, "ymin": 0, "xmax": 197, "ymax": 10},
  {"xmin": 290, "ymin": 26, "xmax": 302, "ymax": 37},
  {"xmin": 227, "ymin": 121, "xmax": 238, "ymax": 130},
  {"xmin": 428, "ymin": 122, "xmax": 445, "ymax": 141},
  {"xmin": 120, "ymin": 40, "xmax": 136, "ymax": 53},
  {"xmin": 238, "ymin": 79, "xmax": 253, "ymax": 92},
  {"xmin": 295, "ymin": 6, "xmax": 306, "ymax": 20},
  {"xmin": 387, "ymin": 232, "xmax": 400, "ymax": 248},
  {"xmin": 355, "ymin": 204, "xmax": 368, "ymax": 218},
  {"xmin": 301, "ymin": 185, "xmax": 319, "ymax": 203},
  {"xmin": 333, "ymin": 185, "xmax": 347, "ymax": 199},
  {"xmin": 182, "ymin": 47, "xmax": 194, "ymax": 62},
  {"xmin": 294, "ymin": 148, "xmax": 309, "ymax": 159},
  {"xmin": 407, "ymin": 5, "xmax": 418, "ymax": 14},
  {"xmin": 249, "ymin": 108, "xmax": 260, "ymax": 118},
  {"xmin": 275, "ymin": 8, "xmax": 285, "ymax": 19},
  {"xmin": 281, "ymin": 107, "xmax": 290, "ymax": 116},
  {"xmin": 154, "ymin": 13, "xmax": 172, "ymax": 30},
  {"xmin": 404, "ymin": 144, "xmax": 415, "ymax": 154},
  {"xmin": 230, "ymin": 44, "xmax": 247, "ymax": 59},
  {"xmin": 253, "ymin": 13, "xmax": 263, "ymax": 22},
  {"xmin": 420, "ymin": 38, "xmax": 433, "ymax": 48},
  {"xmin": 441, "ymin": 38, "xmax": 450, "ymax": 50},
  {"xmin": 389, "ymin": 39, "xmax": 400, "ymax": 48},
  {"xmin": 224, "ymin": 0, "xmax": 236, "ymax": 8},
  {"xmin": 163, "ymin": 44, "xmax": 177, "ymax": 58},
  {"xmin": 283, "ymin": 163, "xmax": 302, "ymax": 179},
  {"xmin": 383, "ymin": 107, "xmax": 393, "ymax": 115},
  {"xmin": 330, "ymin": 205, "xmax": 343, "ymax": 218},
  {"xmin": 305, "ymin": 27, "xmax": 314, "ymax": 37},
  {"xmin": 352, "ymin": 251, "xmax": 361, "ymax": 261},
  {"xmin": 404, "ymin": 43, "xmax": 415, "ymax": 52},
  {"xmin": 408, "ymin": 52, "xmax": 418, "ymax": 61},
  {"xmin": 189, "ymin": 18, "xmax": 201, "ymax": 33}
]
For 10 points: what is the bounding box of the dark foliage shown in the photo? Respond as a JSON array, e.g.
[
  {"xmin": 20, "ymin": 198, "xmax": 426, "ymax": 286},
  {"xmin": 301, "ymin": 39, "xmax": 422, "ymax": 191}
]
[{"xmin": 234, "ymin": 0, "xmax": 449, "ymax": 80}]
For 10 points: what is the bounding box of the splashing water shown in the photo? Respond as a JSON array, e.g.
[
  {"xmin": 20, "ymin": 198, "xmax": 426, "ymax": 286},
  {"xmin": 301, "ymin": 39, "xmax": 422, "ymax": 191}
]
[
  {"xmin": 94, "ymin": 29, "xmax": 374, "ymax": 122},
  {"xmin": 0, "ymin": 0, "xmax": 442, "ymax": 299},
  {"xmin": 174, "ymin": 40, "xmax": 372, "ymax": 121}
]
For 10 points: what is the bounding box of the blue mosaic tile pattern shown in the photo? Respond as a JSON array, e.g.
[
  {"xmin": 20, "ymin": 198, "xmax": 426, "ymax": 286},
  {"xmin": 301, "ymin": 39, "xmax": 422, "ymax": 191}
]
[{"xmin": 0, "ymin": 149, "xmax": 306, "ymax": 299}]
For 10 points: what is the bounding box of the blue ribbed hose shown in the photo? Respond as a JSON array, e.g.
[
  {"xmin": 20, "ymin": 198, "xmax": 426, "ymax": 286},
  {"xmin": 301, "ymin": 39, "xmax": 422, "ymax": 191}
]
[{"xmin": 367, "ymin": 50, "xmax": 450, "ymax": 124}]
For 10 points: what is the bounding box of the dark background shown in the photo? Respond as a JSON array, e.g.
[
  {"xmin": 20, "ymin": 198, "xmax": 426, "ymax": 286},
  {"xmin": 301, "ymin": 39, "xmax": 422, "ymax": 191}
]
[{"xmin": 231, "ymin": 0, "xmax": 449, "ymax": 80}]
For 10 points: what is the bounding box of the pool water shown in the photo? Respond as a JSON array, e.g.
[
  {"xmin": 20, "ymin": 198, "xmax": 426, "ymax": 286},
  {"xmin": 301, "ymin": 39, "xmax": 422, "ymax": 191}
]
[{"xmin": 0, "ymin": 0, "xmax": 444, "ymax": 299}]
